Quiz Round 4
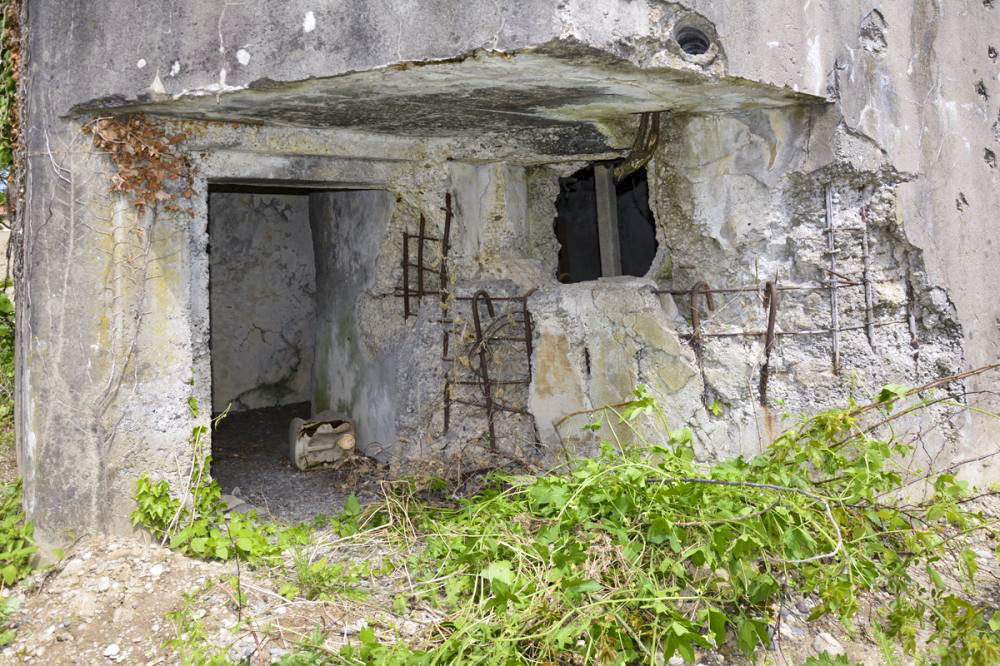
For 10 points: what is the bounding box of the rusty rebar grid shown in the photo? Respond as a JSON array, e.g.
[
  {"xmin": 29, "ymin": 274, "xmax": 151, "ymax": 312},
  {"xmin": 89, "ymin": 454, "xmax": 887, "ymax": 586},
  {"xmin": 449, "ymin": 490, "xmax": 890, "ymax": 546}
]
[
  {"xmin": 400, "ymin": 213, "xmax": 442, "ymax": 319},
  {"xmin": 442, "ymin": 287, "xmax": 535, "ymax": 448}
]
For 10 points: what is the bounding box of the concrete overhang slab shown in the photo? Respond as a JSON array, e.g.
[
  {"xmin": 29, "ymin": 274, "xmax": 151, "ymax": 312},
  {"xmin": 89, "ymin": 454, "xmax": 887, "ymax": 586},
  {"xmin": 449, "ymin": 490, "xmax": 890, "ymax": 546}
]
[{"xmin": 72, "ymin": 42, "xmax": 827, "ymax": 156}]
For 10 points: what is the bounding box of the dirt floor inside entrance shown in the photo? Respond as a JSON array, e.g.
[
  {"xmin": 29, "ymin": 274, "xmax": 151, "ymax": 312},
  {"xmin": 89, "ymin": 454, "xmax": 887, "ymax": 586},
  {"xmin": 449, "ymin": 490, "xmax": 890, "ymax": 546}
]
[{"xmin": 211, "ymin": 403, "xmax": 382, "ymax": 524}]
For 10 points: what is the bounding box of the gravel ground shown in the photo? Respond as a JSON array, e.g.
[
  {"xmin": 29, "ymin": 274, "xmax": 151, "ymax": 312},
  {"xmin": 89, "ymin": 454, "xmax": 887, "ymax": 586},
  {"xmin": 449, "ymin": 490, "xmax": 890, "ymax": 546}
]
[{"xmin": 211, "ymin": 403, "xmax": 383, "ymax": 523}]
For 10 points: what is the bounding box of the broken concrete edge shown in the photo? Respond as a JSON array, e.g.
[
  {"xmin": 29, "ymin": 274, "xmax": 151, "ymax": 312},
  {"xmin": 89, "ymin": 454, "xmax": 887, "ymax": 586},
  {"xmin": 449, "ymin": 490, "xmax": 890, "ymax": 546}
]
[{"xmin": 64, "ymin": 39, "xmax": 828, "ymax": 139}]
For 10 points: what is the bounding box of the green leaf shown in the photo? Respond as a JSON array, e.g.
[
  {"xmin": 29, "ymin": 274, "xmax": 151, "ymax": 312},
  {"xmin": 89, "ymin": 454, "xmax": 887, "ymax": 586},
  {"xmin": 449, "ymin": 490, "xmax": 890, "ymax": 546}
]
[
  {"xmin": 562, "ymin": 577, "xmax": 601, "ymax": 598},
  {"xmin": 648, "ymin": 517, "xmax": 670, "ymax": 544},
  {"xmin": 706, "ymin": 609, "xmax": 727, "ymax": 647},
  {"xmin": 481, "ymin": 560, "xmax": 514, "ymax": 586},
  {"xmin": 343, "ymin": 494, "xmax": 362, "ymax": 517},
  {"xmin": 876, "ymin": 384, "xmax": 909, "ymax": 410},
  {"xmin": 359, "ymin": 627, "xmax": 377, "ymax": 646},
  {"xmin": 926, "ymin": 564, "xmax": 945, "ymax": 591}
]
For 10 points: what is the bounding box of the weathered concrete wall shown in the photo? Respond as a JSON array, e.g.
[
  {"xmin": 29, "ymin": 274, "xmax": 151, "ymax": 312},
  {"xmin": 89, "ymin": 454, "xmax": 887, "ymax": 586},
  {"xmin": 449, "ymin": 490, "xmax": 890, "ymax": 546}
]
[
  {"xmin": 208, "ymin": 191, "xmax": 315, "ymax": 412},
  {"xmin": 15, "ymin": 0, "xmax": 1000, "ymax": 544},
  {"xmin": 647, "ymin": 108, "xmax": 965, "ymax": 462},
  {"xmin": 308, "ymin": 190, "xmax": 398, "ymax": 452},
  {"xmin": 676, "ymin": 1, "xmax": 1000, "ymax": 479},
  {"xmin": 528, "ymin": 280, "xmax": 703, "ymax": 456}
]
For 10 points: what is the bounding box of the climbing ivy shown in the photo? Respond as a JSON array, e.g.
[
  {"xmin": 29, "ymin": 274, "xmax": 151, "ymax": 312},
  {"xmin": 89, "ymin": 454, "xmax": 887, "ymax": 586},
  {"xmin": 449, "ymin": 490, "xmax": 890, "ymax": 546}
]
[{"xmin": 82, "ymin": 115, "xmax": 194, "ymax": 215}]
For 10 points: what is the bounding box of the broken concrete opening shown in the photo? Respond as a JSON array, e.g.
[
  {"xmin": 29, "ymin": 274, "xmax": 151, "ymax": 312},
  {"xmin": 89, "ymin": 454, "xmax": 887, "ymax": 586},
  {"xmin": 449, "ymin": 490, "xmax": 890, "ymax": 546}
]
[
  {"xmin": 207, "ymin": 183, "xmax": 392, "ymax": 518},
  {"xmin": 554, "ymin": 166, "xmax": 658, "ymax": 283}
]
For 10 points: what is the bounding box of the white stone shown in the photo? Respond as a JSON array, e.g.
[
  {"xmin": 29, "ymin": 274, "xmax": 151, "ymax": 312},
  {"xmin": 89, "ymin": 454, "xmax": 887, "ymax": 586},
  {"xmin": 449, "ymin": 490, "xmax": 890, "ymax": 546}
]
[
  {"xmin": 103, "ymin": 643, "xmax": 120, "ymax": 657},
  {"xmin": 812, "ymin": 630, "xmax": 844, "ymax": 656},
  {"xmin": 97, "ymin": 576, "xmax": 111, "ymax": 592},
  {"xmin": 303, "ymin": 11, "xmax": 316, "ymax": 32},
  {"xmin": 62, "ymin": 558, "xmax": 84, "ymax": 575},
  {"xmin": 149, "ymin": 564, "xmax": 164, "ymax": 578},
  {"xmin": 236, "ymin": 49, "xmax": 251, "ymax": 66}
]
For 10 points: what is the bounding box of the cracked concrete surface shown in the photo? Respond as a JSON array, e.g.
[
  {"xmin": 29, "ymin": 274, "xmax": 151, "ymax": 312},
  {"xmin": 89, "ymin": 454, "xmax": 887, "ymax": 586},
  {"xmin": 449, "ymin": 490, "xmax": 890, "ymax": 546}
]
[{"xmin": 209, "ymin": 190, "xmax": 316, "ymax": 412}]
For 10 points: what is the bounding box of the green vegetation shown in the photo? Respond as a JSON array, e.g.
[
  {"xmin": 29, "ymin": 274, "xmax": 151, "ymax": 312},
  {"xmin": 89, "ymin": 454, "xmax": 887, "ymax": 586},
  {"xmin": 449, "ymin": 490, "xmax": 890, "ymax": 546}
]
[
  {"xmin": 0, "ymin": 480, "xmax": 33, "ymax": 587},
  {"xmin": 137, "ymin": 384, "xmax": 1000, "ymax": 665},
  {"xmin": 0, "ymin": 288, "xmax": 13, "ymax": 451},
  {"xmin": 0, "ymin": 1, "xmax": 18, "ymax": 171},
  {"xmin": 0, "ymin": 596, "xmax": 18, "ymax": 648},
  {"xmin": 132, "ymin": 420, "xmax": 311, "ymax": 564}
]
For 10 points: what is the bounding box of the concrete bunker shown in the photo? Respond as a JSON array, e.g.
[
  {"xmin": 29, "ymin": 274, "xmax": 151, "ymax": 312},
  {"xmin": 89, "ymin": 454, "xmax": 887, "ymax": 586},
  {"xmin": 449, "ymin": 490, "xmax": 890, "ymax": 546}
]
[
  {"xmin": 15, "ymin": 0, "xmax": 998, "ymax": 544},
  {"xmin": 206, "ymin": 183, "xmax": 395, "ymax": 518}
]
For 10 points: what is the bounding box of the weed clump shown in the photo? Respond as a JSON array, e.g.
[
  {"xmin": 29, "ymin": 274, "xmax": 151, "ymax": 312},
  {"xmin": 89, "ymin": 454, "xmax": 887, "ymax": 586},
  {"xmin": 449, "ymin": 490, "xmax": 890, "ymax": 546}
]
[
  {"xmin": 136, "ymin": 384, "xmax": 1000, "ymax": 664},
  {"xmin": 0, "ymin": 480, "xmax": 34, "ymax": 587},
  {"xmin": 340, "ymin": 387, "xmax": 1000, "ymax": 664}
]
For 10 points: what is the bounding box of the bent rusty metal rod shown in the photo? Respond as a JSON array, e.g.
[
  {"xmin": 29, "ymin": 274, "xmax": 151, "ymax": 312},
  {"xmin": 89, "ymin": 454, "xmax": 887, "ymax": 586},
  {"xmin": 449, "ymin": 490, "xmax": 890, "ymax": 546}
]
[
  {"xmin": 861, "ymin": 208, "xmax": 875, "ymax": 350},
  {"xmin": 472, "ymin": 290, "xmax": 497, "ymax": 450},
  {"xmin": 825, "ymin": 185, "xmax": 840, "ymax": 374},
  {"xmin": 441, "ymin": 194, "xmax": 453, "ymax": 432},
  {"xmin": 402, "ymin": 232, "xmax": 410, "ymax": 318},
  {"xmin": 689, "ymin": 281, "xmax": 716, "ymax": 349},
  {"xmin": 759, "ymin": 280, "xmax": 779, "ymax": 405},
  {"xmin": 614, "ymin": 112, "xmax": 661, "ymax": 183},
  {"xmin": 521, "ymin": 291, "xmax": 535, "ymax": 361}
]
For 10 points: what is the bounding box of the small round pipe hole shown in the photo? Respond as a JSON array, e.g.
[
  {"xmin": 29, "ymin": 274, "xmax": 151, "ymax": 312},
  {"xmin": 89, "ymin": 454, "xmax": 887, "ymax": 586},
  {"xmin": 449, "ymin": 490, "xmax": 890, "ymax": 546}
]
[{"xmin": 675, "ymin": 27, "xmax": 711, "ymax": 56}]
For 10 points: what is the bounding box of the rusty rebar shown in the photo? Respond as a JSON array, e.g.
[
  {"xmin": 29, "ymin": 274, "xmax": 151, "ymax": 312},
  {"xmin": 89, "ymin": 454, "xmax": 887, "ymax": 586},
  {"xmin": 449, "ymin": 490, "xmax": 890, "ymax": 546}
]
[
  {"xmin": 614, "ymin": 112, "xmax": 661, "ymax": 182},
  {"xmin": 402, "ymin": 232, "xmax": 410, "ymax": 318},
  {"xmin": 472, "ymin": 290, "xmax": 497, "ymax": 450},
  {"xmin": 521, "ymin": 291, "xmax": 534, "ymax": 361},
  {"xmin": 825, "ymin": 185, "xmax": 840, "ymax": 374},
  {"xmin": 441, "ymin": 194, "xmax": 453, "ymax": 432},
  {"xmin": 416, "ymin": 214, "xmax": 426, "ymax": 299},
  {"xmin": 861, "ymin": 208, "xmax": 875, "ymax": 350},
  {"xmin": 680, "ymin": 319, "xmax": 908, "ymax": 340},
  {"xmin": 759, "ymin": 280, "xmax": 779, "ymax": 405},
  {"xmin": 654, "ymin": 281, "xmax": 864, "ymax": 296}
]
